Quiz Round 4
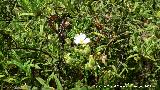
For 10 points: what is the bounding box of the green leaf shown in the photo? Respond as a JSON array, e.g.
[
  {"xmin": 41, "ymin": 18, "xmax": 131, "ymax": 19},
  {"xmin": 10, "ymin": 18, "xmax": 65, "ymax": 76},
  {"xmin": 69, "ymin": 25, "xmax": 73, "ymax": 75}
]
[
  {"xmin": 7, "ymin": 60, "xmax": 24, "ymax": 70},
  {"xmin": 3, "ymin": 77, "xmax": 16, "ymax": 83},
  {"xmin": 21, "ymin": 84, "xmax": 30, "ymax": 90},
  {"xmin": 96, "ymin": 45, "xmax": 106, "ymax": 52},
  {"xmin": 42, "ymin": 87, "xmax": 55, "ymax": 90},
  {"xmin": 126, "ymin": 54, "xmax": 139, "ymax": 60},
  {"xmin": 92, "ymin": 32, "xmax": 105, "ymax": 38},
  {"xmin": 156, "ymin": 11, "xmax": 160, "ymax": 17},
  {"xmin": 21, "ymin": 77, "xmax": 30, "ymax": 82},
  {"xmin": 19, "ymin": 13, "xmax": 35, "ymax": 16},
  {"xmin": 0, "ymin": 75, "xmax": 5, "ymax": 78},
  {"xmin": 111, "ymin": 65, "xmax": 117, "ymax": 73},
  {"xmin": 47, "ymin": 72, "xmax": 63, "ymax": 90},
  {"xmin": 36, "ymin": 77, "xmax": 48, "ymax": 87},
  {"xmin": 110, "ymin": 0, "xmax": 115, "ymax": 3},
  {"xmin": 30, "ymin": 64, "xmax": 41, "ymax": 69},
  {"xmin": 88, "ymin": 55, "xmax": 95, "ymax": 66}
]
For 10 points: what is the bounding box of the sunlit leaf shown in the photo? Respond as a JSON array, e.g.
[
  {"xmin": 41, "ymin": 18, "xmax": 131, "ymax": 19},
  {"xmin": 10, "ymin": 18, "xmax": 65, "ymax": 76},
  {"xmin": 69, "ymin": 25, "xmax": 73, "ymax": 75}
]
[{"xmin": 36, "ymin": 77, "xmax": 48, "ymax": 87}]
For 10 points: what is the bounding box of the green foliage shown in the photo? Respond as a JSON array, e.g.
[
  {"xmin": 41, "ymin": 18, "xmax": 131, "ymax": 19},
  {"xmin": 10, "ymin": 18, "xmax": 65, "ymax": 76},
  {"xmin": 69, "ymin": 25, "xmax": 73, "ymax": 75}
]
[{"xmin": 1, "ymin": 0, "xmax": 160, "ymax": 89}]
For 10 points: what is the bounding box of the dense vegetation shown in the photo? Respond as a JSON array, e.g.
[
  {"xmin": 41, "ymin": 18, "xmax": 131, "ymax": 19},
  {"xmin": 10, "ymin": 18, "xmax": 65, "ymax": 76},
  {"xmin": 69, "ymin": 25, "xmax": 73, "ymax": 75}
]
[{"xmin": 1, "ymin": 0, "xmax": 160, "ymax": 89}]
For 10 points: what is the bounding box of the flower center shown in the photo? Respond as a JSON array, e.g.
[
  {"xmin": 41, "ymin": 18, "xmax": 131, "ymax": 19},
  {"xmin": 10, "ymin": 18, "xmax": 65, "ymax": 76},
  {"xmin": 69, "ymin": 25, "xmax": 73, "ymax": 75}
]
[{"xmin": 80, "ymin": 38, "xmax": 84, "ymax": 44}]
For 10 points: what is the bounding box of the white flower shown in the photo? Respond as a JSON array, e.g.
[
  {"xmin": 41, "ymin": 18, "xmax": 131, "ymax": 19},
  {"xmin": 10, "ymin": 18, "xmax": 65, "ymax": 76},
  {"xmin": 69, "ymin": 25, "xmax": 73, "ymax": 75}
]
[{"xmin": 74, "ymin": 33, "xmax": 90, "ymax": 45}]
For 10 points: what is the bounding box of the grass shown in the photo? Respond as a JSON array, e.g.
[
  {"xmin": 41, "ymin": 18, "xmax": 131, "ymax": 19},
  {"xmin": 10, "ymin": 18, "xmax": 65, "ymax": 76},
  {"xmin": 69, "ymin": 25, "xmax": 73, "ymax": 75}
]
[{"xmin": 0, "ymin": 0, "xmax": 160, "ymax": 89}]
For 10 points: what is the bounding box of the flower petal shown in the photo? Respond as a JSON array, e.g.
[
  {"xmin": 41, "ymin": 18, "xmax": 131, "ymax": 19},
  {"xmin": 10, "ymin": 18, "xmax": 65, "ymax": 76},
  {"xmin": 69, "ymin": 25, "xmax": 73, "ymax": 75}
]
[
  {"xmin": 74, "ymin": 38, "xmax": 80, "ymax": 44},
  {"xmin": 83, "ymin": 38, "xmax": 90, "ymax": 44},
  {"xmin": 74, "ymin": 34, "xmax": 80, "ymax": 39},
  {"xmin": 79, "ymin": 33, "xmax": 86, "ymax": 40}
]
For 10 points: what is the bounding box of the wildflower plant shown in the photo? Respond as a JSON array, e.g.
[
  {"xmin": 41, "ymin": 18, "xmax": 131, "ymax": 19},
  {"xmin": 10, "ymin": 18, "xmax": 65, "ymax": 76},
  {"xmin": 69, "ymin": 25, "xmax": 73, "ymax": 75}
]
[{"xmin": 64, "ymin": 33, "xmax": 91, "ymax": 67}]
